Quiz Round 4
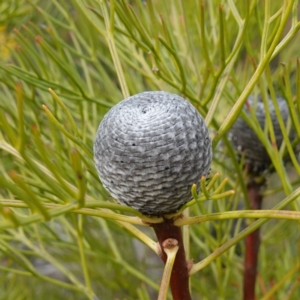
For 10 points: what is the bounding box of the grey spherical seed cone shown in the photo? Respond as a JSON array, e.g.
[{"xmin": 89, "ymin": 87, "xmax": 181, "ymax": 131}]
[
  {"xmin": 229, "ymin": 95, "xmax": 294, "ymax": 175},
  {"xmin": 94, "ymin": 91, "xmax": 212, "ymax": 216}
]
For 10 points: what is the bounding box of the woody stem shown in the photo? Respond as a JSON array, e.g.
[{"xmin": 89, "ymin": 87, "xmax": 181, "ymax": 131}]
[
  {"xmin": 152, "ymin": 218, "xmax": 191, "ymax": 300},
  {"xmin": 243, "ymin": 180, "xmax": 263, "ymax": 300}
]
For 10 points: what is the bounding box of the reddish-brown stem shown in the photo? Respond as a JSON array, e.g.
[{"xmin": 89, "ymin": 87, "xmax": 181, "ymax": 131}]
[
  {"xmin": 152, "ymin": 218, "xmax": 191, "ymax": 300},
  {"xmin": 243, "ymin": 181, "xmax": 263, "ymax": 300}
]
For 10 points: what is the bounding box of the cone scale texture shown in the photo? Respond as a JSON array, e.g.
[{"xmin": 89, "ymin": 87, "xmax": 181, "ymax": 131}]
[
  {"xmin": 94, "ymin": 91, "xmax": 212, "ymax": 216},
  {"xmin": 229, "ymin": 95, "xmax": 293, "ymax": 174}
]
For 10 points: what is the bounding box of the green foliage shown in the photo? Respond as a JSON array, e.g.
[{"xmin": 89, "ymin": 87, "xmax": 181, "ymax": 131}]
[{"xmin": 0, "ymin": 0, "xmax": 300, "ymax": 299}]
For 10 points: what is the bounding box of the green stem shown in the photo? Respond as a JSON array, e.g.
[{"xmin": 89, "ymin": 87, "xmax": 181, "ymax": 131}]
[
  {"xmin": 189, "ymin": 185, "xmax": 300, "ymax": 276},
  {"xmin": 158, "ymin": 239, "xmax": 179, "ymax": 300},
  {"xmin": 98, "ymin": 0, "xmax": 129, "ymax": 99}
]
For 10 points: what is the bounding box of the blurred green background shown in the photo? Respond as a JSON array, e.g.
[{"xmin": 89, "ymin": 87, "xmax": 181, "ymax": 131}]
[{"xmin": 0, "ymin": 0, "xmax": 300, "ymax": 299}]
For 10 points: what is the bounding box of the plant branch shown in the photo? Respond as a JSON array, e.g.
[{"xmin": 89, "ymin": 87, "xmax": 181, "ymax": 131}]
[
  {"xmin": 189, "ymin": 185, "xmax": 300, "ymax": 275},
  {"xmin": 158, "ymin": 238, "xmax": 179, "ymax": 300},
  {"xmin": 243, "ymin": 180, "xmax": 263, "ymax": 300},
  {"xmin": 152, "ymin": 218, "xmax": 191, "ymax": 300}
]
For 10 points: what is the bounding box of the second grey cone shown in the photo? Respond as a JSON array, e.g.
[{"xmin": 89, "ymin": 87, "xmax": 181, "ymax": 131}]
[{"xmin": 229, "ymin": 95, "xmax": 295, "ymax": 175}]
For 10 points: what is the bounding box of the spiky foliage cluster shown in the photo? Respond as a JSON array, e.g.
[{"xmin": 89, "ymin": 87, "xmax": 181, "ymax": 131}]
[{"xmin": 0, "ymin": 1, "xmax": 300, "ymax": 299}]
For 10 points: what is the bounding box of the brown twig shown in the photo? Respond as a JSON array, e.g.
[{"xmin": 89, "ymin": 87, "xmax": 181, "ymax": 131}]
[
  {"xmin": 152, "ymin": 218, "xmax": 191, "ymax": 300},
  {"xmin": 243, "ymin": 180, "xmax": 263, "ymax": 300}
]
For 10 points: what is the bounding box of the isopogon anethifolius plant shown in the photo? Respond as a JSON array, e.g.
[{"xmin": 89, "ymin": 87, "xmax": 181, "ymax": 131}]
[
  {"xmin": 229, "ymin": 95, "xmax": 296, "ymax": 299},
  {"xmin": 94, "ymin": 91, "xmax": 212, "ymax": 216},
  {"xmin": 229, "ymin": 95, "xmax": 295, "ymax": 175}
]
